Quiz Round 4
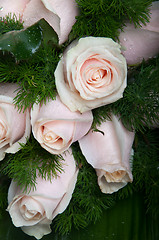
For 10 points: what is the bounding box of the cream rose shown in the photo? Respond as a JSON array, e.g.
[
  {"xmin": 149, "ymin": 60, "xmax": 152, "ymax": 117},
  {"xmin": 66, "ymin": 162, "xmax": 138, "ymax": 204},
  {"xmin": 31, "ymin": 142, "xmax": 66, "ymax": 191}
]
[
  {"xmin": 0, "ymin": 0, "xmax": 79, "ymax": 44},
  {"xmin": 79, "ymin": 114, "xmax": 135, "ymax": 194},
  {"xmin": 0, "ymin": 83, "xmax": 31, "ymax": 161},
  {"xmin": 7, "ymin": 149, "xmax": 79, "ymax": 239},
  {"xmin": 31, "ymin": 96, "xmax": 93, "ymax": 154},
  {"xmin": 55, "ymin": 37, "xmax": 127, "ymax": 113}
]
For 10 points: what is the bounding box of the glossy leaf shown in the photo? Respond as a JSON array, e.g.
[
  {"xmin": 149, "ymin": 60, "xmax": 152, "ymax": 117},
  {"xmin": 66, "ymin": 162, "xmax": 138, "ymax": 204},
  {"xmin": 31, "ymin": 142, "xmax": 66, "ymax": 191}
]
[
  {"xmin": 0, "ymin": 22, "xmax": 42, "ymax": 60},
  {"xmin": 39, "ymin": 18, "xmax": 58, "ymax": 46}
]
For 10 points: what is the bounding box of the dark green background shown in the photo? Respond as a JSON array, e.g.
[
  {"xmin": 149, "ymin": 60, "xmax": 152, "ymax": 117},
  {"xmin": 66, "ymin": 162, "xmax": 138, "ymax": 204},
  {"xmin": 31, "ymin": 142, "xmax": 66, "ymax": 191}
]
[{"xmin": 0, "ymin": 193, "xmax": 158, "ymax": 240}]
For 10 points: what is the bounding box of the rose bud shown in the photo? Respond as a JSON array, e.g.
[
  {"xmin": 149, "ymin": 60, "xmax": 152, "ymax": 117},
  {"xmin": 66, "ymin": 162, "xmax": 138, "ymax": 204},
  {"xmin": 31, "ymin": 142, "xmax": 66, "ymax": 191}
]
[
  {"xmin": 79, "ymin": 114, "xmax": 135, "ymax": 194},
  {"xmin": 119, "ymin": 1, "xmax": 159, "ymax": 65},
  {"xmin": 31, "ymin": 96, "xmax": 93, "ymax": 154},
  {"xmin": 55, "ymin": 37, "xmax": 127, "ymax": 113},
  {"xmin": 0, "ymin": 83, "xmax": 31, "ymax": 161},
  {"xmin": 0, "ymin": 0, "xmax": 79, "ymax": 44},
  {"xmin": 7, "ymin": 149, "xmax": 79, "ymax": 239}
]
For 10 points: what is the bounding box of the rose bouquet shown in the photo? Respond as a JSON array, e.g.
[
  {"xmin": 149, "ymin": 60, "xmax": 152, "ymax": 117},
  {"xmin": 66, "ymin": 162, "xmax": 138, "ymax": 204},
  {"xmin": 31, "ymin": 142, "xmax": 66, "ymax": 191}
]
[{"xmin": 0, "ymin": 0, "xmax": 159, "ymax": 239}]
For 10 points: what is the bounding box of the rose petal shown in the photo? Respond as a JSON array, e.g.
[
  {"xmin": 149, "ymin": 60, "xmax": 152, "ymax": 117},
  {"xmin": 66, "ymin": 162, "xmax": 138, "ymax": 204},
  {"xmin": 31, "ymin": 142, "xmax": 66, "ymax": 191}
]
[
  {"xmin": 141, "ymin": 1, "xmax": 159, "ymax": 33},
  {"xmin": 42, "ymin": 0, "xmax": 79, "ymax": 44},
  {"xmin": 31, "ymin": 96, "xmax": 93, "ymax": 154},
  {"xmin": 119, "ymin": 1, "xmax": 159, "ymax": 65},
  {"xmin": 96, "ymin": 149, "xmax": 134, "ymax": 194},
  {"xmin": 22, "ymin": 0, "xmax": 78, "ymax": 44},
  {"xmin": 0, "ymin": 0, "xmax": 29, "ymax": 19},
  {"xmin": 119, "ymin": 26, "xmax": 159, "ymax": 65},
  {"xmin": 79, "ymin": 114, "xmax": 135, "ymax": 193},
  {"xmin": 0, "ymin": 83, "xmax": 31, "ymax": 160},
  {"xmin": 23, "ymin": 0, "xmax": 60, "ymax": 38},
  {"xmin": 21, "ymin": 224, "xmax": 51, "ymax": 239}
]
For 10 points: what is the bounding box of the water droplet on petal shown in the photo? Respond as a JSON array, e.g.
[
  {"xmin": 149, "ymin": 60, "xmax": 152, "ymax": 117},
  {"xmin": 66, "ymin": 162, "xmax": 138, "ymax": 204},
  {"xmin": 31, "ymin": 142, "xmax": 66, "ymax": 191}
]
[
  {"xmin": 0, "ymin": 7, "xmax": 3, "ymax": 11},
  {"xmin": 123, "ymin": 38, "xmax": 127, "ymax": 42}
]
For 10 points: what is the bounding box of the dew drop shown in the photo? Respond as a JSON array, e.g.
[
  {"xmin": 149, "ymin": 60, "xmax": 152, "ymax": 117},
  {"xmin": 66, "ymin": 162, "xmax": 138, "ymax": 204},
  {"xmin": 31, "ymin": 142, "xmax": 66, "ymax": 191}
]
[
  {"xmin": 0, "ymin": 7, "xmax": 3, "ymax": 11},
  {"xmin": 123, "ymin": 38, "xmax": 127, "ymax": 42}
]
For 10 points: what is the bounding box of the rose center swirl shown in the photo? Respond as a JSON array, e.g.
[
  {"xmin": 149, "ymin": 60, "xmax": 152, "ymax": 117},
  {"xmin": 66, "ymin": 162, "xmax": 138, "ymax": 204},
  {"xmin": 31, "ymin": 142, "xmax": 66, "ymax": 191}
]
[
  {"xmin": 41, "ymin": 125, "xmax": 63, "ymax": 146},
  {"xmin": 91, "ymin": 69, "xmax": 107, "ymax": 82},
  {"xmin": 105, "ymin": 170, "xmax": 126, "ymax": 182},
  {"xmin": 78, "ymin": 57, "xmax": 115, "ymax": 99},
  {"xmin": 19, "ymin": 197, "xmax": 45, "ymax": 221}
]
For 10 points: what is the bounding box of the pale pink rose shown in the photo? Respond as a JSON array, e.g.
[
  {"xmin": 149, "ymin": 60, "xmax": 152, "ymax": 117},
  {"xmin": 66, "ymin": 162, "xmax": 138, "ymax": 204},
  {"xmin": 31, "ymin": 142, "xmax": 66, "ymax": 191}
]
[
  {"xmin": 7, "ymin": 149, "xmax": 79, "ymax": 239},
  {"xmin": 31, "ymin": 96, "xmax": 93, "ymax": 154},
  {"xmin": 55, "ymin": 37, "xmax": 127, "ymax": 113},
  {"xmin": 0, "ymin": 0, "xmax": 79, "ymax": 44},
  {"xmin": 119, "ymin": 1, "xmax": 159, "ymax": 65},
  {"xmin": 79, "ymin": 114, "xmax": 135, "ymax": 194},
  {"xmin": 0, "ymin": 83, "xmax": 31, "ymax": 161},
  {"xmin": 0, "ymin": 0, "xmax": 29, "ymax": 20}
]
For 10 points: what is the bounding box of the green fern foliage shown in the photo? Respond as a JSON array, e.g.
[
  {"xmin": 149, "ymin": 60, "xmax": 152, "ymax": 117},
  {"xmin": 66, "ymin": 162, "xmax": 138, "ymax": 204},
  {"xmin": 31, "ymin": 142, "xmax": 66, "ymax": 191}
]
[
  {"xmin": 69, "ymin": 0, "xmax": 152, "ymax": 41},
  {"xmin": 0, "ymin": 45, "xmax": 61, "ymax": 111},
  {"xmin": 0, "ymin": 135, "xmax": 64, "ymax": 193},
  {"xmin": 0, "ymin": 13, "xmax": 23, "ymax": 34}
]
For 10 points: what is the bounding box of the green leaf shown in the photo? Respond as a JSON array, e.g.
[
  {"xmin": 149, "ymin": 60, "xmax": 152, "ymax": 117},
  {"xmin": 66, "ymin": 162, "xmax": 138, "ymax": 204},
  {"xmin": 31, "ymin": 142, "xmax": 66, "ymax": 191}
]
[
  {"xmin": 38, "ymin": 18, "xmax": 59, "ymax": 46},
  {"xmin": 0, "ymin": 22, "xmax": 42, "ymax": 60}
]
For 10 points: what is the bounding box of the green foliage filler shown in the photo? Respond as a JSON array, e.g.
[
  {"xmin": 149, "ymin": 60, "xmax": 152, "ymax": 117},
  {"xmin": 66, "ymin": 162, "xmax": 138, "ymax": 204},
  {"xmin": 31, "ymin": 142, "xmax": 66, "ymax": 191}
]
[
  {"xmin": 0, "ymin": 135, "xmax": 64, "ymax": 193},
  {"xmin": 0, "ymin": 14, "xmax": 23, "ymax": 34},
  {"xmin": 69, "ymin": 0, "xmax": 152, "ymax": 41},
  {"xmin": 0, "ymin": 44, "xmax": 61, "ymax": 111}
]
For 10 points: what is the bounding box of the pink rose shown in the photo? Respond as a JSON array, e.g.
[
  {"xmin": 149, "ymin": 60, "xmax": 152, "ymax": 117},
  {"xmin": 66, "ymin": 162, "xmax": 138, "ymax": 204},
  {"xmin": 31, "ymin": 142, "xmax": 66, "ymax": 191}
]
[
  {"xmin": 0, "ymin": 0, "xmax": 79, "ymax": 44},
  {"xmin": 119, "ymin": 1, "xmax": 159, "ymax": 65},
  {"xmin": 0, "ymin": 83, "xmax": 31, "ymax": 161},
  {"xmin": 31, "ymin": 96, "xmax": 93, "ymax": 154},
  {"xmin": 7, "ymin": 149, "xmax": 79, "ymax": 239},
  {"xmin": 55, "ymin": 37, "xmax": 127, "ymax": 113},
  {"xmin": 79, "ymin": 114, "xmax": 135, "ymax": 194},
  {"xmin": 0, "ymin": 0, "xmax": 29, "ymax": 19}
]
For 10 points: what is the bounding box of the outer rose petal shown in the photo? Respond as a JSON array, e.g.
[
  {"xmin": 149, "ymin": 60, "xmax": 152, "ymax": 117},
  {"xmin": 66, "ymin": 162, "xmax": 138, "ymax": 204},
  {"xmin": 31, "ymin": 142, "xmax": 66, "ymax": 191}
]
[
  {"xmin": 23, "ymin": 0, "xmax": 60, "ymax": 40},
  {"xmin": 119, "ymin": 1, "xmax": 159, "ymax": 65},
  {"xmin": 22, "ymin": 224, "xmax": 51, "ymax": 240},
  {"xmin": 119, "ymin": 26, "xmax": 159, "ymax": 65},
  {"xmin": 141, "ymin": 1, "xmax": 159, "ymax": 33},
  {"xmin": 31, "ymin": 96, "xmax": 93, "ymax": 154},
  {"xmin": 79, "ymin": 114, "xmax": 135, "ymax": 194},
  {"xmin": 7, "ymin": 149, "xmax": 79, "ymax": 239},
  {"xmin": 42, "ymin": 0, "xmax": 79, "ymax": 44},
  {"xmin": 0, "ymin": 0, "xmax": 29, "ymax": 19},
  {"xmin": 23, "ymin": 0, "xmax": 78, "ymax": 44},
  {"xmin": 55, "ymin": 37, "xmax": 127, "ymax": 113},
  {"xmin": 0, "ymin": 83, "xmax": 31, "ymax": 160}
]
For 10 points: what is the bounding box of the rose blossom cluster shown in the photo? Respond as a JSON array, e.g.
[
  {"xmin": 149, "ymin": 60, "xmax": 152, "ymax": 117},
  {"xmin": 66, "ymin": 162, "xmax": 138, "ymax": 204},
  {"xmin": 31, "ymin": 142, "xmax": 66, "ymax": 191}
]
[
  {"xmin": 0, "ymin": 74, "xmax": 134, "ymax": 239},
  {"xmin": 0, "ymin": 37, "xmax": 134, "ymax": 237},
  {"xmin": 0, "ymin": 0, "xmax": 159, "ymax": 239}
]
